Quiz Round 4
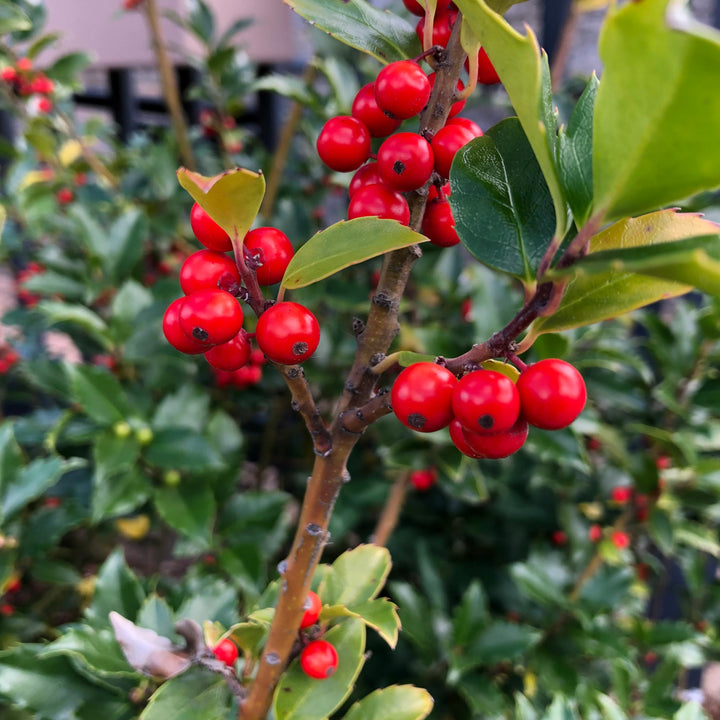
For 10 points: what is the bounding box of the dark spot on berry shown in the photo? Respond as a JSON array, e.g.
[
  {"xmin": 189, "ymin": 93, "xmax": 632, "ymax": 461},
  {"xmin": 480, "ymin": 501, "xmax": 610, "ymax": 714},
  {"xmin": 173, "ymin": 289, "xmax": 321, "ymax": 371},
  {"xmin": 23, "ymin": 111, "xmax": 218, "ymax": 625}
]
[
  {"xmin": 478, "ymin": 414, "xmax": 494, "ymax": 429},
  {"xmin": 407, "ymin": 412, "xmax": 427, "ymax": 429},
  {"xmin": 393, "ymin": 160, "xmax": 406, "ymax": 176},
  {"xmin": 192, "ymin": 327, "xmax": 209, "ymax": 342},
  {"xmin": 292, "ymin": 341, "xmax": 308, "ymax": 357}
]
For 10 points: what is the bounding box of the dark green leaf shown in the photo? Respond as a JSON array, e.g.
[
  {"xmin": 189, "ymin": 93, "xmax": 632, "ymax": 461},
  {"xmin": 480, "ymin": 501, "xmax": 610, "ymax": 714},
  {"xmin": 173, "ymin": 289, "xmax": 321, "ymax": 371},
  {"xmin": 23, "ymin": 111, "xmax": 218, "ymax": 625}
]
[
  {"xmin": 175, "ymin": 580, "xmax": 238, "ymax": 628},
  {"xmin": 144, "ymin": 427, "xmax": 223, "ymax": 472},
  {"xmin": 0, "ymin": 422, "xmax": 22, "ymax": 488},
  {"xmin": 106, "ymin": 209, "xmax": 148, "ymax": 283},
  {"xmin": 464, "ymin": 622, "xmax": 541, "ymax": 666},
  {"xmin": 152, "ymin": 386, "xmax": 210, "ymax": 431},
  {"xmin": 154, "ymin": 482, "xmax": 216, "ymax": 546},
  {"xmin": 66, "ymin": 364, "xmax": 132, "ymax": 425},
  {"xmin": 47, "ymin": 52, "xmax": 92, "ymax": 85},
  {"xmin": 319, "ymin": 544, "xmax": 391, "ymax": 606},
  {"xmin": 37, "ymin": 301, "xmax": 111, "ymax": 348}
]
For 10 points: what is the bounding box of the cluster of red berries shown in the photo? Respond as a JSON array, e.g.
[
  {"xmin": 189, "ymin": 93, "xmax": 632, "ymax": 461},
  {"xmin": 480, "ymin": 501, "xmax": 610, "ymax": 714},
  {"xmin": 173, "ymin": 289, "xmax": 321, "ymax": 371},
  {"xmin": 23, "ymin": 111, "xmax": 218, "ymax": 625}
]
[
  {"xmin": 315, "ymin": 41, "xmax": 485, "ymax": 247},
  {"xmin": 198, "ymin": 109, "xmax": 243, "ymax": 154},
  {"xmin": 16, "ymin": 262, "xmax": 44, "ymax": 307},
  {"xmin": 0, "ymin": 58, "xmax": 54, "ymax": 113},
  {"xmin": 0, "ymin": 343, "xmax": 20, "ymax": 374},
  {"xmin": 391, "ymin": 358, "xmax": 587, "ymax": 460},
  {"xmin": 163, "ymin": 203, "xmax": 321, "ymax": 369},
  {"xmin": 213, "ymin": 347, "xmax": 265, "ymax": 389}
]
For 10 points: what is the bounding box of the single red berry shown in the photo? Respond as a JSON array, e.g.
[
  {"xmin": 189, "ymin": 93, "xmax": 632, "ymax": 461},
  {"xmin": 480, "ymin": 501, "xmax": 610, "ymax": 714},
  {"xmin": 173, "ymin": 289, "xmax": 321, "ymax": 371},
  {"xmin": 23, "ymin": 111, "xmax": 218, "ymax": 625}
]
[
  {"xmin": 204, "ymin": 330, "xmax": 252, "ymax": 371},
  {"xmin": 300, "ymin": 590, "xmax": 322, "ymax": 629},
  {"xmin": 403, "ymin": 0, "xmax": 454, "ymax": 14},
  {"xmin": 56, "ymin": 188, "xmax": 74, "ymax": 205},
  {"xmin": 551, "ymin": 530, "xmax": 568, "ymax": 546},
  {"xmin": 190, "ymin": 203, "xmax": 232, "ymax": 252},
  {"xmin": 427, "ymin": 73, "xmax": 465, "ymax": 118},
  {"xmin": 586, "ymin": 436, "xmax": 602, "ymax": 451},
  {"xmin": 351, "ymin": 82, "xmax": 401, "ymax": 137},
  {"xmin": 162, "ymin": 297, "xmax": 208, "ymax": 355},
  {"xmin": 255, "ymin": 302, "xmax": 320, "ymax": 365},
  {"xmin": 178, "ymin": 289, "xmax": 243, "ymax": 346},
  {"xmin": 0, "ymin": 66, "xmax": 17, "ymax": 83},
  {"xmin": 250, "ymin": 348, "xmax": 266, "ymax": 366},
  {"xmin": 588, "ymin": 524, "xmax": 603, "ymax": 543},
  {"xmin": 43, "ymin": 496, "xmax": 61, "ymax": 508},
  {"xmin": 422, "ymin": 198, "xmax": 460, "ymax": 247},
  {"xmin": 410, "ymin": 467, "xmax": 438, "ymax": 491},
  {"xmin": 610, "ymin": 486, "xmax": 633, "ymax": 504},
  {"xmin": 348, "ymin": 184, "xmax": 410, "ymax": 225},
  {"xmin": 656, "ymin": 455, "xmax": 671, "ymax": 470},
  {"xmin": 179, "ymin": 249, "xmax": 240, "ymax": 295},
  {"xmin": 452, "ymin": 369, "xmax": 520, "ymax": 435},
  {"xmin": 431, "ymin": 123, "xmax": 476, "ymax": 179},
  {"xmin": 461, "ymin": 415, "xmax": 528, "ymax": 459},
  {"xmin": 300, "ymin": 639, "xmax": 338, "ymax": 680},
  {"xmin": 316, "ymin": 115, "xmax": 371, "ymax": 173},
  {"xmin": 611, "ymin": 531, "xmax": 630, "ymax": 550},
  {"xmin": 377, "ymin": 132, "xmax": 434, "ymax": 192},
  {"xmin": 374, "ymin": 61, "xmax": 431, "ymax": 120},
  {"xmin": 348, "ymin": 162, "xmax": 385, "ymax": 199},
  {"xmin": 36, "ymin": 96, "xmax": 53, "ymax": 114},
  {"xmin": 477, "ymin": 47, "xmax": 501, "ymax": 85},
  {"xmin": 449, "ymin": 418, "xmax": 484, "ymax": 458},
  {"xmin": 446, "ymin": 116, "xmax": 483, "ymax": 138},
  {"xmin": 243, "ymin": 227, "xmax": 294, "ymax": 286},
  {"xmin": 212, "ymin": 638, "xmax": 238, "ymax": 667},
  {"xmin": 0, "ymin": 603, "xmax": 14, "ymax": 616},
  {"xmin": 460, "ymin": 297, "xmax": 472, "ymax": 322},
  {"xmin": 516, "ymin": 358, "xmax": 587, "ymax": 430},
  {"xmin": 415, "ymin": 10, "xmax": 457, "ymax": 49},
  {"xmin": 4, "ymin": 577, "xmax": 21, "ymax": 594},
  {"xmin": 30, "ymin": 75, "xmax": 54, "ymax": 95},
  {"xmin": 391, "ymin": 362, "xmax": 457, "ymax": 433},
  {"xmin": 16, "ymin": 58, "xmax": 32, "ymax": 73}
]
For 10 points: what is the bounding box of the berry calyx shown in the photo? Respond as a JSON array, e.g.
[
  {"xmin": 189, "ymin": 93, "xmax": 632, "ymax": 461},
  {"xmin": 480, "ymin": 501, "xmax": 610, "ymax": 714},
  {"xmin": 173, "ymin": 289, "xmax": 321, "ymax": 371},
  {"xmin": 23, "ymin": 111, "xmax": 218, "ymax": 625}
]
[
  {"xmin": 377, "ymin": 132, "xmax": 434, "ymax": 192},
  {"xmin": 179, "ymin": 250, "xmax": 240, "ymax": 295},
  {"xmin": 243, "ymin": 227, "xmax": 295, "ymax": 285},
  {"xmin": 374, "ymin": 61, "xmax": 431, "ymax": 121},
  {"xmin": 204, "ymin": 330, "xmax": 252, "ymax": 371},
  {"xmin": 351, "ymin": 83, "xmax": 401, "ymax": 138},
  {"xmin": 163, "ymin": 297, "xmax": 208, "ymax": 355},
  {"xmin": 300, "ymin": 639, "xmax": 338, "ymax": 680},
  {"xmin": 316, "ymin": 115, "xmax": 371, "ymax": 173},
  {"xmin": 391, "ymin": 362, "xmax": 457, "ymax": 433},
  {"xmin": 452, "ymin": 369, "xmax": 520, "ymax": 435},
  {"xmin": 410, "ymin": 467, "xmax": 438, "ymax": 491},
  {"xmin": 300, "ymin": 590, "xmax": 322, "ymax": 629},
  {"xmin": 213, "ymin": 638, "xmax": 238, "ymax": 667},
  {"xmin": 516, "ymin": 358, "xmax": 586, "ymax": 430},
  {"xmin": 255, "ymin": 302, "xmax": 321, "ymax": 365},
  {"xmin": 461, "ymin": 415, "xmax": 529, "ymax": 459},
  {"xmin": 348, "ymin": 184, "xmax": 410, "ymax": 225},
  {"xmin": 178, "ymin": 289, "xmax": 244, "ymax": 346},
  {"xmin": 190, "ymin": 203, "xmax": 232, "ymax": 252}
]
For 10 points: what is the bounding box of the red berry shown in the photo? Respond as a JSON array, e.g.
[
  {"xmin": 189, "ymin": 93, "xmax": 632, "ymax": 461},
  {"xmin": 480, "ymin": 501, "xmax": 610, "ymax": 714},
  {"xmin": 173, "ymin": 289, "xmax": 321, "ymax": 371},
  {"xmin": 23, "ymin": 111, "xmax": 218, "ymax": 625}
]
[
  {"xmin": 551, "ymin": 530, "xmax": 568, "ymax": 546},
  {"xmin": 516, "ymin": 358, "xmax": 586, "ymax": 430},
  {"xmin": 348, "ymin": 184, "xmax": 410, "ymax": 225},
  {"xmin": 431, "ymin": 123, "xmax": 476, "ymax": 179},
  {"xmin": 377, "ymin": 132, "xmax": 434, "ymax": 192},
  {"xmin": 415, "ymin": 10, "xmax": 457, "ymax": 49},
  {"xmin": 449, "ymin": 418, "xmax": 484, "ymax": 458},
  {"xmin": 36, "ymin": 96, "xmax": 53, "ymax": 114},
  {"xmin": 426, "ymin": 181, "xmax": 451, "ymax": 202},
  {"xmin": 461, "ymin": 415, "xmax": 528, "ymax": 459},
  {"xmin": 190, "ymin": 203, "xmax": 232, "ymax": 252},
  {"xmin": 243, "ymin": 227, "xmax": 294, "ymax": 286},
  {"xmin": 612, "ymin": 531, "xmax": 630, "ymax": 550},
  {"xmin": 0, "ymin": 603, "xmax": 14, "ymax": 616},
  {"xmin": 588, "ymin": 524, "xmax": 603, "ymax": 542},
  {"xmin": 162, "ymin": 298, "xmax": 208, "ymax": 355},
  {"xmin": 56, "ymin": 188, "xmax": 74, "ymax": 205},
  {"xmin": 452, "ymin": 369, "xmax": 520, "ymax": 435},
  {"xmin": 316, "ymin": 115, "xmax": 371, "ymax": 173},
  {"xmin": 391, "ymin": 362, "xmax": 457, "ymax": 433},
  {"xmin": 178, "ymin": 289, "xmax": 243, "ymax": 346},
  {"xmin": 477, "ymin": 47, "xmax": 501, "ymax": 85},
  {"xmin": 300, "ymin": 639, "xmax": 338, "ymax": 680},
  {"xmin": 348, "ymin": 162, "xmax": 385, "ymax": 199},
  {"xmin": 446, "ymin": 116, "xmax": 483, "ymax": 137},
  {"xmin": 300, "ymin": 590, "xmax": 322, "ymax": 629},
  {"xmin": 610, "ymin": 486, "xmax": 633, "ymax": 504},
  {"xmin": 427, "ymin": 73, "xmax": 465, "ymax": 118},
  {"xmin": 255, "ymin": 302, "xmax": 320, "ymax": 365},
  {"xmin": 0, "ymin": 66, "xmax": 17, "ymax": 82},
  {"xmin": 656, "ymin": 455, "xmax": 671, "ymax": 470},
  {"xmin": 204, "ymin": 331, "xmax": 252, "ymax": 371},
  {"xmin": 422, "ymin": 198, "xmax": 460, "ymax": 247},
  {"xmin": 30, "ymin": 75, "xmax": 54, "ymax": 95},
  {"xmin": 351, "ymin": 83, "xmax": 401, "ymax": 138},
  {"xmin": 374, "ymin": 61, "xmax": 431, "ymax": 120},
  {"xmin": 15, "ymin": 58, "xmax": 32, "ymax": 73},
  {"xmin": 410, "ymin": 467, "xmax": 438, "ymax": 491},
  {"xmin": 212, "ymin": 638, "xmax": 238, "ymax": 667},
  {"xmin": 179, "ymin": 250, "xmax": 240, "ymax": 295},
  {"xmin": 403, "ymin": 0, "xmax": 454, "ymax": 15}
]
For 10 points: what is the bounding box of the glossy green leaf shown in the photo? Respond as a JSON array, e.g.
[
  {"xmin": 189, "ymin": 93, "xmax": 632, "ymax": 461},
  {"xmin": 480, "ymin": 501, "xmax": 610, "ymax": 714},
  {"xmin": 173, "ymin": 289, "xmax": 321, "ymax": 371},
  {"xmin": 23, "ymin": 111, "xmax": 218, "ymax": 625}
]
[
  {"xmin": 140, "ymin": 667, "xmax": 230, "ymax": 720},
  {"xmin": 558, "ymin": 74, "xmax": 598, "ymax": 227},
  {"xmin": 273, "ymin": 619, "xmax": 366, "ymax": 720},
  {"xmin": 106, "ymin": 208, "xmax": 148, "ymax": 283},
  {"xmin": 144, "ymin": 427, "xmax": 223, "ymax": 472},
  {"xmin": 66, "ymin": 364, "xmax": 132, "ymax": 426},
  {"xmin": 464, "ymin": 621, "xmax": 541, "ymax": 666},
  {"xmin": 342, "ymin": 685, "xmax": 434, "ymax": 720},
  {"xmin": 319, "ymin": 544, "xmax": 391, "ymax": 606},
  {"xmin": 175, "ymin": 580, "xmax": 238, "ymax": 628},
  {"xmin": 453, "ymin": 0, "xmax": 567, "ymax": 238},
  {"xmin": 451, "ymin": 581, "xmax": 489, "ymax": 649},
  {"xmin": 528, "ymin": 211, "xmax": 718, "ymax": 337},
  {"xmin": 0, "ymin": 2, "xmax": 31, "ymax": 33},
  {"xmin": 177, "ymin": 166, "xmax": 265, "ymax": 243},
  {"xmin": 284, "ymin": 0, "xmax": 419, "ymax": 64},
  {"xmin": 281, "ymin": 218, "xmax": 427, "ymax": 291},
  {"xmin": 136, "ymin": 595, "xmax": 177, "ymax": 639},
  {"xmin": 596, "ymin": 693, "xmax": 627, "ymax": 720},
  {"xmin": 92, "ymin": 467, "xmax": 149, "ymax": 523},
  {"xmin": 154, "ymin": 482, "xmax": 216, "ymax": 546},
  {"xmin": 450, "ymin": 118, "xmax": 556, "ymax": 281},
  {"xmin": 0, "ymin": 423, "xmax": 23, "ymax": 488},
  {"xmin": 593, "ymin": 0, "xmax": 720, "ymax": 220},
  {"xmin": 228, "ymin": 621, "xmax": 267, "ymax": 658},
  {"xmin": 36, "ymin": 301, "xmax": 111, "ymax": 348},
  {"xmin": 321, "ymin": 597, "xmax": 400, "ymax": 648}
]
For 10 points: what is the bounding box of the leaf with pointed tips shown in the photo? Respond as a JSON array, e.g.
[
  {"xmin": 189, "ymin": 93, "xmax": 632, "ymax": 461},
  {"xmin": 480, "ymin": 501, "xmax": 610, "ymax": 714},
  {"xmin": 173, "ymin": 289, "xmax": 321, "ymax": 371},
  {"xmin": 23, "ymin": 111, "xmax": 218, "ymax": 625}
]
[{"xmin": 342, "ymin": 685, "xmax": 434, "ymax": 720}]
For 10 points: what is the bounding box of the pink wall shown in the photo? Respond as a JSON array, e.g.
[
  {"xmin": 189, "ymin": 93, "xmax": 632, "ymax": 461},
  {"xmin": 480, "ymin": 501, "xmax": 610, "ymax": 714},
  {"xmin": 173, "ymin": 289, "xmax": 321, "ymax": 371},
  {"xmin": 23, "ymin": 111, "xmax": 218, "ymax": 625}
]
[{"xmin": 43, "ymin": 0, "xmax": 307, "ymax": 67}]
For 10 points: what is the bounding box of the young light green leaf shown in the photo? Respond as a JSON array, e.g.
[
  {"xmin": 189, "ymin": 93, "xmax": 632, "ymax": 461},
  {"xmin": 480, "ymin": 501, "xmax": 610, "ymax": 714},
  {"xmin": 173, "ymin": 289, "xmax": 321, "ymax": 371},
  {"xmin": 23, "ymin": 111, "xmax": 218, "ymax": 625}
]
[
  {"xmin": 453, "ymin": 0, "xmax": 567, "ymax": 238},
  {"xmin": 593, "ymin": 0, "xmax": 720, "ymax": 220},
  {"xmin": 0, "ymin": 2, "xmax": 31, "ymax": 33},
  {"xmin": 36, "ymin": 301, "xmax": 111, "ymax": 349},
  {"xmin": 140, "ymin": 667, "xmax": 230, "ymax": 720},
  {"xmin": 319, "ymin": 544, "xmax": 391, "ymax": 606},
  {"xmin": 281, "ymin": 218, "xmax": 427, "ymax": 291},
  {"xmin": 273, "ymin": 619, "xmax": 366, "ymax": 720},
  {"xmin": 342, "ymin": 685, "xmax": 434, "ymax": 720},
  {"xmin": 177, "ymin": 166, "xmax": 265, "ymax": 243},
  {"xmin": 528, "ymin": 211, "xmax": 718, "ymax": 338},
  {"xmin": 450, "ymin": 118, "xmax": 556, "ymax": 282},
  {"xmin": 596, "ymin": 693, "xmax": 628, "ymax": 720},
  {"xmin": 321, "ymin": 598, "xmax": 401, "ymax": 648},
  {"xmin": 397, "ymin": 351, "xmax": 437, "ymax": 367},
  {"xmin": 283, "ymin": 0, "xmax": 420, "ymax": 64}
]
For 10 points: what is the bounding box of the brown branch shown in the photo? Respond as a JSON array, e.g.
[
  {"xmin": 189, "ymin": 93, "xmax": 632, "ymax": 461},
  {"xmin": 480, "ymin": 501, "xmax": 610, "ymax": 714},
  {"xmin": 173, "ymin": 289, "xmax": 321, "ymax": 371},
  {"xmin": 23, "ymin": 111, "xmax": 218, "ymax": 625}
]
[
  {"xmin": 283, "ymin": 365, "xmax": 332, "ymax": 457},
  {"xmin": 143, "ymin": 0, "xmax": 196, "ymax": 170},
  {"xmin": 371, "ymin": 472, "xmax": 410, "ymax": 547},
  {"xmin": 550, "ymin": 2, "xmax": 581, "ymax": 92}
]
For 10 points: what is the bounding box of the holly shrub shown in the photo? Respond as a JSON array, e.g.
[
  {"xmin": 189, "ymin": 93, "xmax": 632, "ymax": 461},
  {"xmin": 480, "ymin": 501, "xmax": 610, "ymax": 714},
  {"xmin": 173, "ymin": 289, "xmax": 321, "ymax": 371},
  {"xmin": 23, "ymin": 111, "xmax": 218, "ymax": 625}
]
[{"xmin": 1, "ymin": 0, "xmax": 720, "ymax": 719}]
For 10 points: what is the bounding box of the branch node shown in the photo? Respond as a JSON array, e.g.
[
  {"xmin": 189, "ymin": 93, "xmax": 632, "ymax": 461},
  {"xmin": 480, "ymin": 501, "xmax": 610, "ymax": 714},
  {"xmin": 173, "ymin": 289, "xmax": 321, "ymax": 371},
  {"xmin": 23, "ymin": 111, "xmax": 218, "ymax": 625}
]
[
  {"xmin": 264, "ymin": 652, "xmax": 281, "ymax": 665},
  {"xmin": 371, "ymin": 292, "xmax": 396, "ymax": 310},
  {"xmin": 277, "ymin": 559, "xmax": 288, "ymax": 575},
  {"xmin": 370, "ymin": 353, "xmax": 386, "ymax": 367},
  {"xmin": 306, "ymin": 523, "xmax": 323, "ymax": 536},
  {"xmin": 352, "ymin": 317, "xmax": 366, "ymax": 335}
]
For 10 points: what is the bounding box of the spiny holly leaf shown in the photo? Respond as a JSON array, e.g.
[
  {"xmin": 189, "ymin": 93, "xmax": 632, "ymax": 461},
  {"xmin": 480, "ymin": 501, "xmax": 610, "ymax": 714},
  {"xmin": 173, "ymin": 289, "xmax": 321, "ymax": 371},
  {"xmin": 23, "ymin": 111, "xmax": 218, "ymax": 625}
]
[
  {"xmin": 283, "ymin": 0, "xmax": 420, "ymax": 64},
  {"xmin": 177, "ymin": 167, "xmax": 265, "ymax": 243},
  {"xmin": 319, "ymin": 544, "xmax": 391, "ymax": 606},
  {"xmin": 273, "ymin": 619, "xmax": 366, "ymax": 720},
  {"xmin": 453, "ymin": 0, "xmax": 568, "ymax": 238},
  {"xmin": 321, "ymin": 597, "xmax": 401, "ymax": 648},
  {"xmin": 281, "ymin": 218, "xmax": 427, "ymax": 291},
  {"xmin": 342, "ymin": 685, "xmax": 434, "ymax": 720},
  {"xmin": 593, "ymin": 0, "xmax": 720, "ymax": 221},
  {"xmin": 450, "ymin": 118, "xmax": 556, "ymax": 282},
  {"xmin": 527, "ymin": 211, "xmax": 719, "ymax": 338}
]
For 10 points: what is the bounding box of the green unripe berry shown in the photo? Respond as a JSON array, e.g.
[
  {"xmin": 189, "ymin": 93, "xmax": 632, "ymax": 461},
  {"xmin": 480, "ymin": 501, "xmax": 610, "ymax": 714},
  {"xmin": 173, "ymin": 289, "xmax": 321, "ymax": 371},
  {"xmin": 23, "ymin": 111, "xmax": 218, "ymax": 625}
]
[{"xmin": 113, "ymin": 421, "xmax": 132, "ymax": 439}]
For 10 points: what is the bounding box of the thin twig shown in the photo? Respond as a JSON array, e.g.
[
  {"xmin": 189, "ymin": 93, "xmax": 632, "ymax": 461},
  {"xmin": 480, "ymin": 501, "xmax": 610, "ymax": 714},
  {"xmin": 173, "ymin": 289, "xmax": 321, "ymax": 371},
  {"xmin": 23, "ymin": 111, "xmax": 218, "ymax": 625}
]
[{"xmin": 371, "ymin": 472, "xmax": 410, "ymax": 547}]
